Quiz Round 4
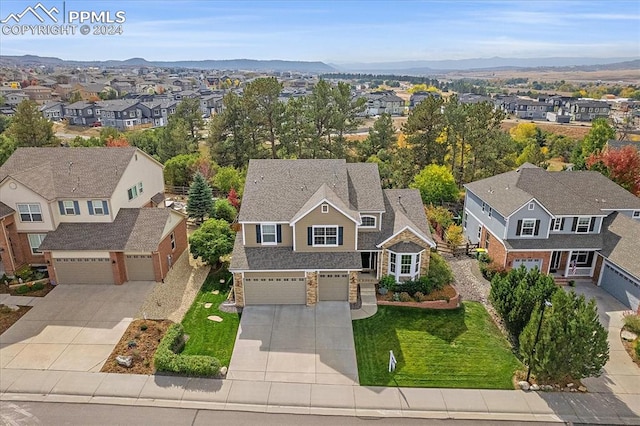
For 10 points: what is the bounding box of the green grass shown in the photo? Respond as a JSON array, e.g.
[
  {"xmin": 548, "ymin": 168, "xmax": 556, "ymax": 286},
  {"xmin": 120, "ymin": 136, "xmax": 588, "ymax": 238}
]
[
  {"xmin": 352, "ymin": 302, "xmax": 522, "ymax": 389},
  {"xmin": 180, "ymin": 268, "xmax": 239, "ymax": 367}
]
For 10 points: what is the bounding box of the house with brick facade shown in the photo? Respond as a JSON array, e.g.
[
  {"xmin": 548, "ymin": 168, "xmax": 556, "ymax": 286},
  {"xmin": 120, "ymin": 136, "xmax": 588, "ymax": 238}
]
[
  {"xmin": 462, "ymin": 163, "xmax": 640, "ymax": 312},
  {"xmin": 0, "ymin": 147, "xmax": 187, "ymax": 285},
  {"xmin": 229, "ymin": 159, "xmax": 435, "ymax": 307}
]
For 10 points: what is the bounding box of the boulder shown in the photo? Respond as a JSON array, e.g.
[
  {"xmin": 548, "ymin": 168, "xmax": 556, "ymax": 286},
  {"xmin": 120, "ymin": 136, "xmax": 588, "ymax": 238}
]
[
  {"xmin": 567, "ymin": 383, "xmax": 574, "ymax": 388},
  {"xmin": 542, "ymin": 385, "xmax": 554, "ymax": 392},
  {"xmin": 518, "ymin": 381, "xmax": 530, "ymax": 391},
  {"xmin": 116, "ymin": 355, "xmax": 133, "ymax": 368},
  {"xmin": 621, "ymin": 330, "xmax": 638, "ymax": 341},
  {"xmin": 207, "ymin": 315, "xmax": 223, "ymax": 322},
  {"xmin": 204, "ymin": 303, "xmax": 213, "ymax": 309},
  {"xmin": 530, "ymin": 384, "xmax": 540, "ymax": 391},
  {"xmin": 578, "ymin": 386, "xmax": 587, "ymax": 392},
  {"xmin": 219, "ymin": 366, "xmax": 228, "ymax": 376},
  {"xmin": 5, "ymin": 305, "xmax": 20, "ymax": 312}
]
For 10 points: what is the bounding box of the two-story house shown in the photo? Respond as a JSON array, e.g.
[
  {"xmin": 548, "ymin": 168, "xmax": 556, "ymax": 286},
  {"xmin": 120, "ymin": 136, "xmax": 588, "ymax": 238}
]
[
  {"xmin": 567, "ymin": 100, "xmax": 611, "ymax": 122},
  {"xmin": 229, "ymin": 159, "xmax": 435, "ymax": 307},
  {"xmin": 513, "ymin": 100, "xmax": 554, "ymax": 120},
  {"xmin": 0, "ymin": 147, "xmax": 187, "ymax": 285},
  {"xmin": 463, "ymin": 163, "xmax": 640, "ymax": 312},
  {"xmin": 64, "ymin": 101, "xmax": 99, "ymax": 126},
  {"xmin": 99, "ymin": 100, "xmax": 151, "ymax": 130}
]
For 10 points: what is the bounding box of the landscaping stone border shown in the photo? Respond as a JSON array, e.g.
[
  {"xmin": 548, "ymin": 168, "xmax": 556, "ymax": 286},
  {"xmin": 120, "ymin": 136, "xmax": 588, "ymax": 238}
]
[{"xmin": 378, "ymin": 287, "xmax": 461, "ymax": 309}]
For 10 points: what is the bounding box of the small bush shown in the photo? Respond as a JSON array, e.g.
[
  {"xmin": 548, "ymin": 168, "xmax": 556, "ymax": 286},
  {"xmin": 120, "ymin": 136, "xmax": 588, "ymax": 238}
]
[
  {"xmin": 398, "ymin": 292, "xmax": 413, "ymax": 302},
  {"xmin": 378, "ymin": 275, "xmax": 396, "ymax": 290},
  {"xmin": 623, "ymin": 312, "xmax": 640, "ymax": 334},
  {"xmin": 480, "ymin": 262, "xmax": 505, "ymax": 281},
  {"xmin": 635, "ymin": 340, "xmax": 640, "ymax": 358},
  {"xmin": 140, "ymin": 323, "xmax": 148, "ymax": 331},
  {"xmin": 15, "ymin": 285, "xmax": 30, "ymax": 294},
  {"xmin": 128, "ymin": 340, "xmax": 137, "ymax": 348},
  {"xmin": 392, "ymin": 292, "xmax": 401, "ymax": 302},
  {"xmin": 478, "ymin": 253, "xmax": 491, "ymax": 264},
  {"xmin": 414, "ymin": 291, "xmax": 426, "ymax": 302},
  {"xmin": 154, "ymin": 323, "xmax": 221, "ymax": 376},
  {"xmin": 32, "ymin": 282, "xmax": 44, "ymax": 291},
  {"xmin": 428, "ymin": 252, "xmax": 453, "ymax": 288}
]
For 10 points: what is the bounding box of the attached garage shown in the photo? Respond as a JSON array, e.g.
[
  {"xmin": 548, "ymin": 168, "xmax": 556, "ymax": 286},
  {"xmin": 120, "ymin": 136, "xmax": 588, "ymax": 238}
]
[
  {"xmin": 600, "ymin": 262, "xmax": 640, "ymax": 312},
  {"xmin": 318, "ymin": 272, "xmax": 349, "ymax": 301},
  {"xmin": 125, "ymin": 254, "xmax": 156, "ymax": 281},
  {"xmin": 513, "ymin": 258, "xmax": 542, "ymax": 272},
  {"xmin": 243, "ymin": 273, "xmax": 306, "ymax": 305},
  {"xmin": 53, "ymin": 257, "xmax": 114, "ymax": 285}
]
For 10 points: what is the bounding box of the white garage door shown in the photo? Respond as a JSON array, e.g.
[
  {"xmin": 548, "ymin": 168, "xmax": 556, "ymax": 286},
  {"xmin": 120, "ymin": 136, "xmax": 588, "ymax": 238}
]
[
  {"xmin": 600, "ymin": 263, "xmax": 640, "ymax": 312},
  {"xmin": 513, "ymin": 258, "xmax": 542, "ymax": 272},
  {"xmin": 125, "ymin": 254, "xmax": 156, "ymax": 281},
  {"xmin": 53, "ymin": 258, "xmax": 114, "ymax": 285},
  {"xmin": 318, "ymin": 272, "xmax": 349, "ymax": 301},
  {"xmin": 243, "ymin": 276, "xmax": 306, "ymax": 305}
]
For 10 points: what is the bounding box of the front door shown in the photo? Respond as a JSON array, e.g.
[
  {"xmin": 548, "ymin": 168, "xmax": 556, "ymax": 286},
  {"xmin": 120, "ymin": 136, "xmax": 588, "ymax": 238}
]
[
  {"xmin": 361, "ymin": 252, "xmax": 371, "ymax": 271},
  {"xmin": 550, "ymin": 251, "xmax": 561, "ymax": 272}
]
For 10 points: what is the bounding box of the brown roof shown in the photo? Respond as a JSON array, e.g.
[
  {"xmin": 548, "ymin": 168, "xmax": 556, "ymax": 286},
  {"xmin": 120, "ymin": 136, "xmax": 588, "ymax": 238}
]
[
  {"xmin": 39, "ymin": 208, "xmax": 177, "ymax": 252},
  {"xmin": 0, "ymin": 147, "xmax": 140, "ymax": 200}
]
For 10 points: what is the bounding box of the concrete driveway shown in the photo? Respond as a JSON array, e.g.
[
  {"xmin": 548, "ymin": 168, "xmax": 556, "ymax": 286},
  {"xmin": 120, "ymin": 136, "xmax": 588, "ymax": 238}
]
[
  {"xmin": 571, "ymin": 281, "xmax": 640, "ymax": 395},
  {"xmin": 228, "ymin": 302, "xmax": 358, "ymax": 385},
  {"xmin": 0, "ymin": 282, "xmax": 154, "ymax": 372}
]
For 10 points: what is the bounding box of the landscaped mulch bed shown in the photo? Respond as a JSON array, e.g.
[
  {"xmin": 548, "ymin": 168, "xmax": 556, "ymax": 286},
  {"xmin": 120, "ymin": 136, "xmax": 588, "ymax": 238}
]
[
  {"xmin": 376, "ymin": 284, "xmax": 458, "ymax": 303},
  {"xmin": 0, "ymin": 305, "xmax": 32, "ymax": 335},
  {"xmin": 101, "ymin": 319, "xmax": 173, "ymax": 375},
  {"xmin": 0, "ymin": 282, "xmax": 55, "ymax": 297}
]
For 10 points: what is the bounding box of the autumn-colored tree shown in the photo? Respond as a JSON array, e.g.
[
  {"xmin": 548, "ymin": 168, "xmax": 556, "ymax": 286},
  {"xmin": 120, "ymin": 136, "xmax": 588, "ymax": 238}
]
[
  {"xmin": 227, "ymin": 188, "xmax": 240, "ymax": 209},
  {"xmin": 105, "ymin": 135, "xmax": 130, "ymax": 147},
  {"xmin": 586, "ymin": 145, "xmax": 640, "ymax": 195}
]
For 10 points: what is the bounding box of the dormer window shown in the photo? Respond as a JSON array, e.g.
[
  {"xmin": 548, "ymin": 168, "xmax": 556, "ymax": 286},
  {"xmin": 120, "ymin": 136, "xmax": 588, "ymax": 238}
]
[
  {"xmin": 361, "ymin": 215, "xmax": 376, "ymax": 228},
  {"xmin": 321, "ymin": 204, "xmax": 329, "ymax": 213}
]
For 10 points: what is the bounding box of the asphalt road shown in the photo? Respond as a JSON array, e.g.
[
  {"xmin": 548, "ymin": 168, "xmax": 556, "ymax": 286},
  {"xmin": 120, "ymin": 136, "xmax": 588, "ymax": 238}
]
[{"xmin": 0, "ymin": 402, "xmax": 566, "ymax": 426}]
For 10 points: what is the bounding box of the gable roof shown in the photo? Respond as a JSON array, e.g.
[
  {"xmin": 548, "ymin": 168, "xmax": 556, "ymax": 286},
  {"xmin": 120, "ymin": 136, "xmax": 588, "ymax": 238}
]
[
  {"xmin": 376, "ymin": 189, "xmax": 435, "ymax": 248},
  {"xmin": 600, "ymin": 212, "xmax": 640, "ymax": 279},
  {"xmin": 0, "ymin": 201, "xmax": 14, "ymax": 218},
  {"xmin": 290, "ymin": 183, "xmax": 359, "ymax": 224},
  {"xmin": 465, "ymin": 163, "xmax": 640, "ymax": 217},
  {"xmin": 0, "ymin": 147, "xmax": 140, "ymax": 200},
  {"xmin": 39, "ymin": 208, "xmax": 178, "ymax": 252},
  {"xmin": 239, "ymin": 159, "xmax": 385, "ymax": 223}
]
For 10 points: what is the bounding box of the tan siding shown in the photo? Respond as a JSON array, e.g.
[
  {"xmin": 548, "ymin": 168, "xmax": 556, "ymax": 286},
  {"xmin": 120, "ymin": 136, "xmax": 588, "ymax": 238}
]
[
  {"xmin": 295, "ymin": 203, "xmax": 356, "ymax": 252},
  {"xmin": 244, "ymin": 271, "xmax": 304, "ymax": 278},
  {"xmin": 243, "ymin": 224, "xmax": 293, "ymax": 247}
]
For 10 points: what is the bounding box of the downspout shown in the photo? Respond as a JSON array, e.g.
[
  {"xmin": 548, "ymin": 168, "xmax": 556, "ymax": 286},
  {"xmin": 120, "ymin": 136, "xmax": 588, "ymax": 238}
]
[
  {"xmin": 156, "ymin": 251, "xmax": 163, "ymax": 281},
  {"xmin": 1, "ymin": 218, "xmax": 16, "ymax": 272}
]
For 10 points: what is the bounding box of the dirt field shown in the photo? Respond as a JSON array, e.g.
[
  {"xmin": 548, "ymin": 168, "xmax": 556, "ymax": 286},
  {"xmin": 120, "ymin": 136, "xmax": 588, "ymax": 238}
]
[
  {"xmin": 444, "ymin": 68, "xmax": 640, "ymax": 84},
  {"xmin": 501, "ymin": 120, "xmax": 591, "ymax": 139}
]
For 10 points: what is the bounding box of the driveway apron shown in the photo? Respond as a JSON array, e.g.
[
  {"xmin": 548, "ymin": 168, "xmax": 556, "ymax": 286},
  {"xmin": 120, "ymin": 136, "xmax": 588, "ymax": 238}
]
[
  {"xmin": 228, "ymin": 302, "xmax": 358, "ymax": 385},
  {"xmin": 0, "ymin": 282, "xmax": 154, "ymax": 372}
]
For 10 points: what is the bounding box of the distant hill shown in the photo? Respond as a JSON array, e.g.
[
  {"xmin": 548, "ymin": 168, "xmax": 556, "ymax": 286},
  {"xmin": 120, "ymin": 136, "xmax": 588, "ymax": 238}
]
[
  {"xmin": 335, "ymin": 57, "xmax": 640, "ymax": 74},
  {"xmin": 0, "ymin": 55, "xmax": 336, "ymax": 73}
]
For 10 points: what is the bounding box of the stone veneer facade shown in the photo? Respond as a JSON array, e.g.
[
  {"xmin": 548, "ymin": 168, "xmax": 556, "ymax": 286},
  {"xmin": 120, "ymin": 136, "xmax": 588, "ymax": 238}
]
[
  {"xmin": 348, "ymin": 271, "xmax": 358, "ymax": 303},
  {"xmin": 306, "ymin": 271, "xmax": 318, "ymax": 305},
  {"xmin": 380, "ymin": 229, "xmax": 432, "ymax": 279},
  {"xmin": 233, "ymin": 272, "xmax": 244, "ymax": 307}
]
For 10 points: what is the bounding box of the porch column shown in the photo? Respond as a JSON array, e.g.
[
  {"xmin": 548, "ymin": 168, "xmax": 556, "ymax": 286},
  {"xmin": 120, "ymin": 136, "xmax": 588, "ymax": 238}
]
[{"xmin": 565, "ymin": 250, "xmax": 573, "ymax": 277}]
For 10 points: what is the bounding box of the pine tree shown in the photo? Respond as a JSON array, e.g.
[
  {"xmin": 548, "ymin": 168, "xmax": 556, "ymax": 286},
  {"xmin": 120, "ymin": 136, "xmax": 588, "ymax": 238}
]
[
  {"xmin": 520, "ymin": 290, "xmax": 609, "ymax": 382},
  {"xmin": 186, "ymin": 172, "xmax": 213, "ymax": 223},
  {"xmin": 7, "ymin": 100, "xmax": 56, "ymax": 147}
]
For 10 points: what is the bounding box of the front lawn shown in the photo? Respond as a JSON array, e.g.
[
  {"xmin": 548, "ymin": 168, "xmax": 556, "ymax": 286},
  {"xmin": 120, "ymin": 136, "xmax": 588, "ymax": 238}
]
[
  {"xmin": 353, "ymin": 302, "xmax": 521, "ymax": 389},
  {"xmin": 180, "ymin": 267, "xmax": 239, "ymax": 367}
]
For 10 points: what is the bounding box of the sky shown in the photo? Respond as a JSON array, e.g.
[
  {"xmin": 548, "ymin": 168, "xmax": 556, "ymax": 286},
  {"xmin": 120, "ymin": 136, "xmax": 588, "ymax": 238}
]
[{"xmin": 1, "ymin": 0, "xmax": 639, "ymax": 63}]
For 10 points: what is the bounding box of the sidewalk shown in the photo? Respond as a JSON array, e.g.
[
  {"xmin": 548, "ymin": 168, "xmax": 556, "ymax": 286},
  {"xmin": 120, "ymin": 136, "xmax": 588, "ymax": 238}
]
[{"xmin": 1, "ymin": 369, "xmax": 639, "ymax": 424}]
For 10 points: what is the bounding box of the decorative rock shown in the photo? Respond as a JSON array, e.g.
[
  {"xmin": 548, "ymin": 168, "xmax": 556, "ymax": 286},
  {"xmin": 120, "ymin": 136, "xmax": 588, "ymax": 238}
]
[
  {"xmin": 567, "ymin": 383, "xmax": 574, "ymax": 388},
  {"xmin": 211, "ymin": 290, "xmax": 220, "ymax": 295},
  {"xmin": 116, "ymin": 355, "xmax": 133, "ymax": 368},
  {"xmin": 530, "ymin": 384, "xmax": 540, "ymax": 391},
  {"xmin": 542, "ymin": 385, "xmax": 554, "ymax": 391},
  {"xmin": 207, "ymin": 315, "xmax": 223, "ymax": 322},
  {"xmin": 621, "ymin": 330, "xmax": 638, "ymax": 341},
  {"xmin": 570, "ymin": 388, "xmax": 577, "ymax": 392},
  {"xmin": 518, "ymin": 381, "xmax": 530, "ymax": 391},
  {"xmin": 578, "ymin": 386, "xmax": 587, "ymax": 392},
  {"xmin": 204, "ymin": 303, "xmax": 213, "ymax": 309},
  {"xmin": 5, "ymin": 305, "xmax": 20, "ymax": 312},
  {"xmin": 219, "ymin": 366, "xmax": 228, "ymax": 376}
]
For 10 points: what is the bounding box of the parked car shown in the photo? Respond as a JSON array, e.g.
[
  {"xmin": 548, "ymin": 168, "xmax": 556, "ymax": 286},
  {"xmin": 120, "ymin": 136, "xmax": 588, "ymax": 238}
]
[{"xmin": 90, "ymin": 121, "xmax": 102, "ymax": 127}]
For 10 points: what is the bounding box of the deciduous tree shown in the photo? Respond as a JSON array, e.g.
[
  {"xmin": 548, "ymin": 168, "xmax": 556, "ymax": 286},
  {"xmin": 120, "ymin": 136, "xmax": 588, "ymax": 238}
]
[
  {"xmin": 410, "ymin": 164, "xmax": 459, "ymax": 205},
  {"xmin": 586, "ymin": 145, "xmax": 640, "ymax": 195},
  {"xmin": 189, "ymin": 218, "xmax": 235, "ymax": 266}
]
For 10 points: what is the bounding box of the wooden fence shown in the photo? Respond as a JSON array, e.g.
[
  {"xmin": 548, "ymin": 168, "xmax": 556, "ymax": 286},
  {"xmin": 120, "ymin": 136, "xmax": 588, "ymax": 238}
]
[{"xmin": 436, "ymin": 242, "xmax": 479, "ymax": 257}]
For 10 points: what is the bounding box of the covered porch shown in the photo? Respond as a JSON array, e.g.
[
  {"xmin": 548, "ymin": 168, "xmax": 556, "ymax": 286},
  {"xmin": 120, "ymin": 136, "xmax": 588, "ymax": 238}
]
[{"xmin": 549, "ymin": 249, "xmax": 598, "ymax": 279}]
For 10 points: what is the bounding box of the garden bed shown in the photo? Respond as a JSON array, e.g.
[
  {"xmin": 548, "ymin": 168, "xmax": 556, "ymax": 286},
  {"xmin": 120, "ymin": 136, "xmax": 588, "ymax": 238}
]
[
  {"xmin": 377, "ymin": 284, "xmax": 460, "ymax": 309},
  {"xmin": 0, "ymin": 281, "xmax": 55, "ymax": 297},
  {"xmin": 0, "ymin": 305, "xmax": 32, "ymax": 335}
]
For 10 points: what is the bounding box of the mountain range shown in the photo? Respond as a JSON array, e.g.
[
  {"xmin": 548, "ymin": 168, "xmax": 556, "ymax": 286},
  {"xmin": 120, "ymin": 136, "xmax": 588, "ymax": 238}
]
[{"xmin": 0, "ymin": 55, "xmax": 638, "ymax": 75}]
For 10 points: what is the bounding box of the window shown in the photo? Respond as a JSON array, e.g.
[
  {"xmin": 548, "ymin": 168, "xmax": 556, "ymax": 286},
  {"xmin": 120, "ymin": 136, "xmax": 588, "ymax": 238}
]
[
  {"xmin": 485, "ymin": 233, "xmax": 490, "ymax": 250},
  {"xmin": 390, "ymin": 253, "xmax": 396, "ymax": 273},
  {"xmin": 571, "ymin": 251, "xmax": 593, "ymax": 267},
  {"xmin": 482, "ymin": 202, "xmax": 486, "ymax": 212},
  {"xmin": 261, "ymin": 224, "xmax": 277, "ymax": 244},
  {"xmin": 313, "ymin": 226, "xmax": 338, "ymax": 246},
  {"xmin": 488, "ymin": 208, "xmax": 492, "ymax": 219},
  {"xmin": 400, "ymin": 255, "xmax": 412, "ymax": 274},
  {"xmin": 27, "ymin": 234, "xmax": 47, "ymax": 254},
  {"xmin": 91, "ymin": 200, "xmax": 105, "ymax": 215},
  {"xmin": 477, "ymin": 225, "xmax": 482, "ymax": 239},
  {"xmin": 414, "ymin": 253, "xmax": 420, "ymax": 273},
  {"xmin": 633, "ymin": 211, "xmax": 640, "ymax": 218},
  {"xmin": 528, "ymin": 202, "xmax": 535, "ymax": 210},
  {"xmin": 361, "ymin": 215, "xmax": 376, "ymax": 228},
  {"xmin": 576, "ymin": 217, "xmax": 591, "ymax": 233},
  {"xmin": 17, "ymin": 204, "xmax": 42, "ymax": 222},
  {"xmin": 463, "ymin": 212, "xmax": 467, "ymax": 230},
  {"xmin": 61, "ymin": 200, "xmax": 78, "ymax": 215},
  {"xmin": 170, "ymin": 232, "xmax": 176, "ymax": 250},
  {"xmin": 127, "ymin": 185, "xmax": 138, "ymax": 200},
  {"xmin": 321, "ymin": 204, "xmax": 329, "ymax": 213},
  {"xmin": 552, "ymin": 218, "xmax": 562, "ymax": 231},
  {"xmin": 521, "ymin": 219, "xmax": 536, "ymax": 236}
]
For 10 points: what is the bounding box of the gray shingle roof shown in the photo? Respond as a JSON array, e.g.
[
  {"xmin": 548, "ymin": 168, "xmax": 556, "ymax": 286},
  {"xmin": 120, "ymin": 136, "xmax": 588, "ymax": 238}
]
[
  {"xmin": 0, "ymin": 201, "xmax": 14, "ymax": 218},
  {"xmin": 379, "ymin": 189, "xmax": 434, "ymax": 247},
  {"xmin": 229, "ymin": 234, "xmax": 361, "ymax": 271},
  {"xmin": 346, "ymin": 163, "xmax": 385, "ymax": 211},
  {"xmin": 39, "ymin": 208, "xmax": 175, "ymax": 252},
  {"xmin": 238, "ymin": 159, "xmax": 352, "ymax": 222},
  {"xmin": 504, "ymin": 233, "xmax": 603, "ymax": 251},
  {"xmin": 465, "ymin": 164, "xmax": 640, "ymax": 217},
  {"xmin": 600, "ymin": 212, "xmax": 640, "ymax": 279},
  {"xmin": 290, "ymin": 183, "xmax": 359, "ymax": 224},
  {"xmin": 388, "ymin": 241, "xmax": 425, "ymax": 253},
  {"xmin": 0, "ymin": 147, "xmax": 139, "ymax": 200}
]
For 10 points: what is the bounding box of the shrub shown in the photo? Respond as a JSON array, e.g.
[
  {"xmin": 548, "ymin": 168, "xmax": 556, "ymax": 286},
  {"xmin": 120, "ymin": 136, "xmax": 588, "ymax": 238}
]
[
  {"xmin": 426, "ymin": 205, "xmax": 453, "ymax": 230},
  {"xmin": 478, "ymin": 253, "xmax": 491, "ymax": 264},
  {"xmin": 398, "ymin": 292, "xmax": 413, "ymax": 302},
  {"xmin": 480, "ymin": 262, "xmax": 505, "ymax": 281},
  {"xmin": 210, "ymin": 198, "xmax": 237, "ymax": 223},
  {"xmin": 32, "ymin": 282, "xmax": 44, "ymax": 291},
  {"xmin": 623, "ymin": 312, "xmax": 640, "ymax": 334},
  {"xmin": 140, "ymin": 323, "xmax": 149, "ymax": 331},
  {"xmin": 414, "ymin": 291, "xmax": 426, "ymax": 302},
  {"xmin": 445, "ymin": 224, "xmax": 464, "ymax": 248},
  {"xmin": 154, "ymin": 323, "xmax": 221, "ymax": 376},
  {"xmin": 378, "ymin": 275, "xmax": 396, "ymax": 290},
  {"xmin": 15, "ymin": 285, "xmax": 30, "ymax": 294},
  {"xmin": 635, "ymin": 340, "xmax": 640, "ymax": 359},
  {"xmin": 427, "ymin": 252, "xmax": 453, "ymax": 288}
]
